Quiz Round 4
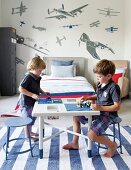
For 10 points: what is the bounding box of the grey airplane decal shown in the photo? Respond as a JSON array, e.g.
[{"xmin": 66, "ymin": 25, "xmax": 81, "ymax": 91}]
[
  {"xmin": 90, "ymin": 20, "xmax": 100, "ymax": 27},
  {"xmin": 56, "ymin": 36, "xmax": 66, "ymax": 46},
  {"xmin": 16, "ymin": 57, "xmax": 25, "ymax": 65},
  {"xmin": 26, "ymin": 37, "xmax": 35, "ymax": 42},
  {"xmin": 32, "ymin": 25, "xmax": 46, "ymax": 31},
  {"xmin": 12, "ymin": 1, "xmax": 27, "ymax": 16},
  {"xmin": 39, "ymin": 47, "xmax": 49, "ymax": 52},
  {"xmin": 97, "ymin": 8, "xmax": 120, "ymax": 17},
  {"xmin": 47, "ymin": 4, "xmax": 64, "ymax": 15},
  {"xmin": 16, "ymin": 35, "xmax": 48, "ymax": 55},
  {"xmin": 45, "ymin": 4, "xmax": 88, "ymax": 20},
  {"xmin": 79, "ymin": 33, "xmax": 115, "ymax": 60},
  {"xmin": 48, "ymin": 4, "xmax": 64, "ymax": 15}
]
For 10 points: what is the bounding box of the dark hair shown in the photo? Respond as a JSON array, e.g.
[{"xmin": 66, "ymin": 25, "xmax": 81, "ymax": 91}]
[{"xmin": 93, "ymin": 59, "xmax": 115, "ymax": 76}]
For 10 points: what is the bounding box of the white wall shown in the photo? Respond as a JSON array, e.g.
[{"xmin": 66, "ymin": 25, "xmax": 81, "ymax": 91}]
[
  {"xmin": 125, "ymin": 0, "xmax": 131, "ymax": 92},
  {"xmin": 0, "ymin": 0, "xmax": 128, "ymax": 88}
]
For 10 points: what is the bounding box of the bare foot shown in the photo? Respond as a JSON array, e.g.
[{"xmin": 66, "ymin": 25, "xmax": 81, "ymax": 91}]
[
  {"xmin": 62, "ymin": 143, "xmax": 79, "ymax": 150},
  {"xmin": 26, "ymin": 137, "xmax": 39, "ymax": 142},
  {"xmin": 31, "ymin": 137, "xmax": 39, "ymax": 142},
  {"xmin": 104, "ymin": 142, "xmax": 117, "ymax": 158},
  {"xmin": 30, "ymin": 132, "xmax": 39, "ymax": 137}
]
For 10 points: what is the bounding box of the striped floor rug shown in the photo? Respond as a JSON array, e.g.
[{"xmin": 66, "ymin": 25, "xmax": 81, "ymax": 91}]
[{"xmin": 0, "ymin": 125, "xmax": 131, "ymax": 170}]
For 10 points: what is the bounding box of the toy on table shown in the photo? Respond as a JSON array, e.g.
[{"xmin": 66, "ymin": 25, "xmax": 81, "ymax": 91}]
[
  {"xmin": 46, "ymin": 93, "xmax": 51, "ymax": 99},
  {"xmin": 77, "ymin": 100, "xmax": 91, "ymax": 108},
  {"xmin": 46, "ymin": 96, "xmax": 51, "ymax": 99},
  {"xmin": 45, "ymin": 96, "xmax": 52, "ymax": 102},
  {"xmin": 45, "ymin": 97, "xmax": 62, "ymax": 104}
]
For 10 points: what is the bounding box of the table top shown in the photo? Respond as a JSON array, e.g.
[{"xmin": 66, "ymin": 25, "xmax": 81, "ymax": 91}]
[{"xmin": 32, "ymin": 98, "xmax": 100, "ymax": 117}]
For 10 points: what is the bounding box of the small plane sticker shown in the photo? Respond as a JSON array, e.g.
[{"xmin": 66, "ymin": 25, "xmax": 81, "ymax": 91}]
[
  {"xmin": 60, "ymin": 24, "xmax": 82, "ymax": 29},
  {"xmin": 20, "ymin": 21, "xmax": 26, "ymax": 27},
  {"xmin": 97, "ymin": 8, "xmax": 120, "ymax": 17},
  {"xmin": 32, "ymin": 25, "xmax": 46, "ymax": 31},
  {"xmin": 16, "ymin": 57, "xmax": 25, "ymax": 65},
  {"xmin": 12, "ymin": 1, "xmax": 27, "ymax": 16},
  {"xmin": 90, "ymin": 20, "xmax": 100, "ymax": 27},
  {"xmin": 105, "ymin": 27, "xmax": 118, "ymax": 33},
  {"xmin": 56, "ymin": 36, "xmax": 66, "ymax": 46}
]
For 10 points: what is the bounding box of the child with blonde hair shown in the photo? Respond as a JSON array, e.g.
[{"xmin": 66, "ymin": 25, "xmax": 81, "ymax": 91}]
[{"xmin": 19, "ymin": 56, "xmax": 49, "ymax": 141}]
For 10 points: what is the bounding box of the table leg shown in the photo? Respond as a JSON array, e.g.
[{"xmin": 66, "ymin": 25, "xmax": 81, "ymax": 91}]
[
  {"xmin": 87, "ymin": 115, "xmax": 92, "ymax": 158},
  {"xmin": 43, "ymin": 117, "xmax": 45, "ymax": 137},
  {"xmin": 39, "ymin": 117, "xmax": 44, "ymax": 159}
]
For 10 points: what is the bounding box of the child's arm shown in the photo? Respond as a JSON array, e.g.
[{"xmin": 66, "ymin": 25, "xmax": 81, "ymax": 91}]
[
  {"xmin": 80, "ymin": 94, "xmax": 97, "ymax": 101},
  {"xmin": 91, "ymin": 101, "xmax": 121, "ymax": 112},
  {"xmin": 19, "ymin": 86, "xmax": 39, "ymax": 100},
  {"xmin": 40, "ymin": 88, "xmax": 50, "ymax": 96}
]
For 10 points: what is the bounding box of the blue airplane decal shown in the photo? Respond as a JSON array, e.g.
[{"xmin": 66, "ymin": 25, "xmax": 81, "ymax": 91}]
[{"xmin": 105, "ymin": 27, "xmax": 118, "ymax": 33}]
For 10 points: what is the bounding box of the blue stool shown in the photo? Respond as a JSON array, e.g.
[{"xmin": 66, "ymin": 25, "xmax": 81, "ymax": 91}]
[
  {"xmin": 98, "ymin": 117, "xmax": 123, "ymax": 154},
  {"xmin": 3, "ymin": 117, "xmax": 34, "ymax": 160}
]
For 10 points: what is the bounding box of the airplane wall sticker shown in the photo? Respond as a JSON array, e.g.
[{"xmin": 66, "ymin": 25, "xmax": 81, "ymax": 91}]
[
  {"xmin": 45, "ymin": 4, "xmax": 88, "ymax": 20},
  {"xmin": 30, "ymin": 43, "xmax": 50, "ymax": 52},
  {"xmin": 90, "ymin": 20, "xmax": 100, "ymax": 27},
  {"xmin": 20, "ymin": 21, "xmax": 26, "ymax": 27},
  {"xmin": 34, "ymin": 44, "xmax": 37, "ymax": 48},
  {"xmin": 60, "ymin": 24, "xmax": 82, "ymax": 29},
  {"xmin": 79, "ymin": 33, "xmax": 115, "ymax": 60},
  {"xmin": 26, "ymin": 37, "xmax": 35, "ymax": 43},
  {"xmin": 25, "ymin": 38, "xmax": 49, "ymax": 52},
  {"xmin": 105, "ymin": 27, "xmax": 118, "ymax": 33},
  {"xmin": 16, "ymin": 57, "xmax": 25, "ymax": 65},
  {"xmin": 56, "ymin": 36, "xmax": 66, "ymax": 46},
  {"xmin": 32, "ymin": 25, "xmax": 46, "ymax": 31},
  {"xmin": 12, "ymin": 1, "xmax": 27, "ymax": 16},
  {"xmin": 97, "ymin": 8, "xmax": 120, "ymax": 17},
  {"xmin": 16, "ymin": 35, "xmax": 48, "ymax": 55},
  {"xmin": 48, "ymin": 4, "xmax": 64, "ymax": 15},
  {"xmin": 39, "ymin": 47, "xmax": 49, "ymax": 52}
]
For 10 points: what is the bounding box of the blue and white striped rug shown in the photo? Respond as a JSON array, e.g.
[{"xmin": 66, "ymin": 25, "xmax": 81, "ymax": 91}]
[{"xmin": 0, "ymin": 125, "xmax": 131, "ymax": 170}]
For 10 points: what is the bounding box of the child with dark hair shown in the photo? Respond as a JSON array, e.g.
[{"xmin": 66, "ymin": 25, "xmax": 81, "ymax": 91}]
[{"xmin": 63, "ymin": 59, "xmax": 121, "ymax": 158}]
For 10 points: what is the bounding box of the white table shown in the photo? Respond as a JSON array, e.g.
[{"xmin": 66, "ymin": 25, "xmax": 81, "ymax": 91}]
[{"xmin": 32, "ymin": 98, "xmax": 100, "ymax": 159}]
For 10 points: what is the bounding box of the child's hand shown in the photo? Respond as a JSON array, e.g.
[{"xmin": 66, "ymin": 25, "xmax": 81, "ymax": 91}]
[
  {"xmin": 80, "ymin": 96, "xmax": 88, "ymax": 101},
  {"xmin": 31, "ymin": 94, "xmax": 39, "ymax": 100},
  {"xmin": 91, "ymin": 104, "xmax": 99, "ymax": 111},
  {"xmin": 45, "ymin": 92, "xmax": 51, "ymax": 96}
]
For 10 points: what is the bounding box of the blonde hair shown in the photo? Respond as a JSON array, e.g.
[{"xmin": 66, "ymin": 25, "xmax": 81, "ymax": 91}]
[
  {"xmin": 27, "ymin": 56, "xmax": 46, "ymax": 71},
  {"xmin": 93, "ymin": 59, "xmax": 115, "ymax": 76}
]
